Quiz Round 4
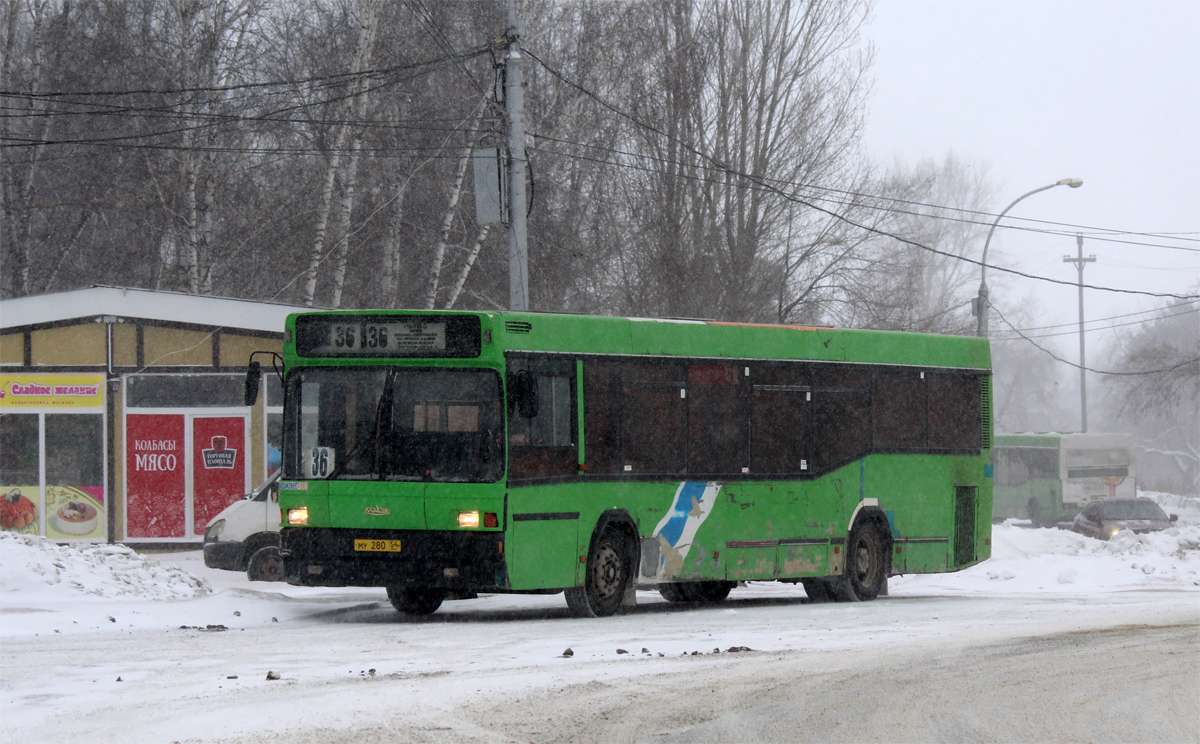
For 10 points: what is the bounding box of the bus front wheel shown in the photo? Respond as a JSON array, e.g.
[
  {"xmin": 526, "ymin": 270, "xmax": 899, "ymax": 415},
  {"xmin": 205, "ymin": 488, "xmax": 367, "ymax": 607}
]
[
  {"xmin": 386, "ymin": 586, "xmax": 445, "ymax": 616},
  {"xmin": 833, "ymin": 520, "xmax": 889, "ymax": 602},
  {"xmin": 566, "ymin": 528, "xmax": 633, "ymax": 618}
]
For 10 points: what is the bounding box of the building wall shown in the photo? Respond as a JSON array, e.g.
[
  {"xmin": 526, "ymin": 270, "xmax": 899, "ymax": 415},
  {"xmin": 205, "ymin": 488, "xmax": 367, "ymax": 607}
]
[
  {"xmin": 31, "ymin": 324, "xmax": 106, "ymax": 366},
  {"xmin": 0, "ymin": 333, "xmax": 22, "ymax": 364},
  {"xmin": 144, "ymin": 327, "xmax": 212, "ymax": 367},
  {"xmin": 112, "ymin": 324, "xmax": 137, "ymax": 367},
  {"xmin": 3, "ymin": 315, "xmax": 286, "ymax": 544},
  {"xmin": 112, "ymin": 389, "xmax": 125, "ymax": 541}
]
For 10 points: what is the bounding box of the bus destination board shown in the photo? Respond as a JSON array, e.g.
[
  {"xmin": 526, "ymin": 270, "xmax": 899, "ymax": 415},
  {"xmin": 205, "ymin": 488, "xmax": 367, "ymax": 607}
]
[{"xmin": 295, "ymin": 315, "xmax": 481, "ymax": 358}]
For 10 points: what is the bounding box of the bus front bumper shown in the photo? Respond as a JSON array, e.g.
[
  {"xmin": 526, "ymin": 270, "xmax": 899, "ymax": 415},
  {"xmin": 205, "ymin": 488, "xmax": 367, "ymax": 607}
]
[{"xmin": 280, "ymin": 527, "xmax": 508, "ymax": 590}]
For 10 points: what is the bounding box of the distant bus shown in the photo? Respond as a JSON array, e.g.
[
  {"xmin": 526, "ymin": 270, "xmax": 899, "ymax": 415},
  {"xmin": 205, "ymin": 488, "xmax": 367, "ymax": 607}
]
[
  {"xmin": 266, "ymin": 311, "xmax": 993, "ymax": 617},
  {"xmin": 991, "ymin": 432, "xmax": 1136, "ymax": 526}
]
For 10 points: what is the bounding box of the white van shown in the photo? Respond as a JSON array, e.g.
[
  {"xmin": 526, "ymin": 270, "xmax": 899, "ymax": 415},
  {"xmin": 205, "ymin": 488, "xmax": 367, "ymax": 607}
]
[{"xmin": 202, "ymin": 472, "xmax": 283, "ymax": 581}]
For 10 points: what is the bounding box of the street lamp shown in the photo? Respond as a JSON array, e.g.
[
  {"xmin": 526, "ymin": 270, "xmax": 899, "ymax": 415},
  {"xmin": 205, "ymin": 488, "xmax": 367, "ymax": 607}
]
[{"xmin": 975, "ymin": 178, "xmax": 1083, "ymax": 336}]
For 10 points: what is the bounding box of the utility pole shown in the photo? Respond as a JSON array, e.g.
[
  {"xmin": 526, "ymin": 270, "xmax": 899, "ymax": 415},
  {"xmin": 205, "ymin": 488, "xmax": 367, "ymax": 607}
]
[
  {"xmin": 1064, "ymin": 233, "xmax": 1096, "ymax": 432},
  {"xmin": 505, "ymin": 0, "xmax": 529, "ymax": 311}
]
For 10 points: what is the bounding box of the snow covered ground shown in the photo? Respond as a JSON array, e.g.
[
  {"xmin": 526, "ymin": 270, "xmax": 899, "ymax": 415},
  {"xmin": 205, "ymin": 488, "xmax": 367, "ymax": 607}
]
[{"xmin": 3, "ymin": 491, "xmax": 1198, "ymax": 743}]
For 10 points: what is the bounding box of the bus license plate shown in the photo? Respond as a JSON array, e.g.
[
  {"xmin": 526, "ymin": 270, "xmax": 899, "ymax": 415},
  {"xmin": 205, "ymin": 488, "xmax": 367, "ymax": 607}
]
[{"xmin": 354, "ymin": 539, "xmax": 402, "ymax": 553}]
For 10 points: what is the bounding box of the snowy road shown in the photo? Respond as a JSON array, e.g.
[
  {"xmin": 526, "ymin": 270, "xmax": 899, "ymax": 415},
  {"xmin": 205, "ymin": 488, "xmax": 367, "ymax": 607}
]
[
  {"xmin": 4, "ymin": 502, "xmax": 1200, "ymax": 743},
  {"xmin": 3, "ymin": 587, "xmax": 1197, "ymax": 744}
]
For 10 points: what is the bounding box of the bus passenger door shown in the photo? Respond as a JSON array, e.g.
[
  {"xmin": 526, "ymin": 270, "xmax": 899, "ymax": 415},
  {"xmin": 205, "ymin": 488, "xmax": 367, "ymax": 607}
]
[{"xmin": 505, "ymin": 356, "xmax": 580, "ymax": 590}]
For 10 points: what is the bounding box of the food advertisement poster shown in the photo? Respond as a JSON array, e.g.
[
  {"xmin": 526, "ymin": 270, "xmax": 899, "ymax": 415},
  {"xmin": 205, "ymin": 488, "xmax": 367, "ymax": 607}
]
[
  {"xmin": 44, "ymin": 486, "xmax": 106, "ymax": 540},
  {"xmin": 192, "ymin": 417, "xmax": 246, "ymax": 536},
  {"xmin": 126, "ymin": 414, "xmax": 186, "ymax": 538},
  {"xmin": 1, "ymin": 485, "xmax": 40, "ymax": 535}
]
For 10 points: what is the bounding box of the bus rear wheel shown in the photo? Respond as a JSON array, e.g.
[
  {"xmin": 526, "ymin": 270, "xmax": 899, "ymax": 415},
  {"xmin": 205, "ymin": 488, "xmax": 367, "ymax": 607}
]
[
  {"xmin": 659, "ymin": 581, "xmax": 734, "ymax": 604},
  {"xmin": 801, "ymin": 578, "xmax": 833, "ymax": 603},
  {"xmin": 386, "ymin": 586, "xmax": 446, "ymax": 616},
  {"xmin": 566, "ymin": 528, "xmax": 633, "ymax": 618},
  {"xmin": 833, "ymin": 520, "xmax": 889, "ymax": 602},
  {"xmin": 687, "ymin": 581, "xmax": 734, "ymax": 603},
  {"xmin": 658, "ymin": 582, "xmax": 690, "ymax": 603}
]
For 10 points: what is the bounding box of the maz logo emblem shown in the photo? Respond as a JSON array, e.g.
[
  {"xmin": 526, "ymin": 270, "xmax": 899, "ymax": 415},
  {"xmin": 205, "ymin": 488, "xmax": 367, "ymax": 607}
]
[{"xmin": 364, "ymin": 506, "xmax": 391, "ymax": 516}]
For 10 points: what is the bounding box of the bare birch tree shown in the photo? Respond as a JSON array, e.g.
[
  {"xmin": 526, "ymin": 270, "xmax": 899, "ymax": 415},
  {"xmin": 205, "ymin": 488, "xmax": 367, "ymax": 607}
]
[{"xmin": 301, "ymin": 0, "xmax": 380, "ymax": 307}]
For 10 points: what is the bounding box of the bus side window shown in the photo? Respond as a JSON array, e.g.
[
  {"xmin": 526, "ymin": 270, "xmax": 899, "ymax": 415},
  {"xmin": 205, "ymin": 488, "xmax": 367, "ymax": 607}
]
[
  {"xmin": 874, "ymin": 367, "xmax": 928, "ymax": 450},
  {"xmin": 928, "ymin": 372, "xmax": 983, "ymax": 451},
  {"xmin": 620, "ymin": 360, "xmax": 686, "ymax": 475},
  {"xmin": 811, "ymin": 365, "xmax": 870, "ymax": 472},
  {"xmin": 687, "ymin": 363, "xmax": 749, "ymax": 476},
  {"xmin": 508, "ymin": 357, "xmax": 577, "ymax": 480},
  {"xmin": 750, "ymin": 362, "xmax": 811, "ymax": 475}
]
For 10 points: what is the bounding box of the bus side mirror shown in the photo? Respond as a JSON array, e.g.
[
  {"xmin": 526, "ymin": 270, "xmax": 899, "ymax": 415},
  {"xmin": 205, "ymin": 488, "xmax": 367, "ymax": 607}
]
[
  {"xmin": 244, "ymin": 361, "xmax": 261, "ymax": 406},
  {"xmin": 513, "ymin": 370, "xmax": 539, "ymax": 419}
]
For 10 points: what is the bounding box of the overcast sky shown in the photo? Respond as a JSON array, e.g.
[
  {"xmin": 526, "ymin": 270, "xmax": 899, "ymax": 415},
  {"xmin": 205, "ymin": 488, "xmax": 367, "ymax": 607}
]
[{"xmin": 861, "ymin": 0, "xmax": 1198, "ymax": 362}]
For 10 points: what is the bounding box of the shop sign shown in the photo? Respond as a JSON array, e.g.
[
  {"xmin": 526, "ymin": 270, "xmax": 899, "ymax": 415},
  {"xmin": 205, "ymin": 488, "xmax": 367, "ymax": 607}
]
[
  {"xmin": 0, "ymin": 374, "xmax": 104, "ymax": 408},
  {"xmin": 201, "ymin": 436, "xmax": 237, "ymax": 469}
]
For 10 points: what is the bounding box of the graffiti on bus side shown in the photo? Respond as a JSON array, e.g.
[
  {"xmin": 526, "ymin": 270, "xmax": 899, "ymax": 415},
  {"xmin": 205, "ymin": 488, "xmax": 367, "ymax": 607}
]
[{"xmin": 651, "ymin": 481, "xmax": 721, "ymax": 578}]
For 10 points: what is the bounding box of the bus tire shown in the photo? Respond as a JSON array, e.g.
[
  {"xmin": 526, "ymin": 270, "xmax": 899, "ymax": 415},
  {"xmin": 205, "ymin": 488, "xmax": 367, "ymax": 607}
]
[
  {"xmin": 686, "ymin": 581, "xmax": 734, "ymax": 603},
  {"xmin": 658, "ymin": 582, "xmax": 690, "ymax": 603},
  {"xmin": 246, "ymin": 546, "xmax": 285, "ymax": 582},
  {"xmin": 835, "ymin": 520, "xmax": 889, "ymax": 602},
  {"xmin": 801, "ymin": 578, "xmax": 833, "ymax": 603},
  {"xmin": 566, "ymin": 528, "xmax": 633, "ymax": 618},
  {"xmin": 386, "ymin": 586, "xmax": 445, "ymax": 616}
]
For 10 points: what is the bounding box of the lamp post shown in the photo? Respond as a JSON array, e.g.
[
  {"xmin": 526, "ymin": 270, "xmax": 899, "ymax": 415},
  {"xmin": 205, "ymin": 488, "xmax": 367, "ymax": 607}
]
[{"xmin": 976, "ymin": 178, "xmax": 1083, "ymax": 337}]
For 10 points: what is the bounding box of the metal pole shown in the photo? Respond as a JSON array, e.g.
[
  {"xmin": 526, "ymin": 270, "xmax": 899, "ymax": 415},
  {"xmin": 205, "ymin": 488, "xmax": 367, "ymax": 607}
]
[
  {"xmin": 976, "ymin": 178, "xmax": 1083, "ymax": 336},
  {"xmin": 505, "ymin": 0, "xmax": 529, "ymax": 311},
  {"xmin": 1064, "ymin": 233, "xmax": 1095, "ymax": 432}
]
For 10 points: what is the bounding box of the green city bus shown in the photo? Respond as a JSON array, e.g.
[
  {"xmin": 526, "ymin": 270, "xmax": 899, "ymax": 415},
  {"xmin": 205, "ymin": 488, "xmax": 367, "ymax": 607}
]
[
  {"xmin": 991, "ymin": 432, "xmax": 1137, "ymax": 527},
  {"xmin": 265, "ymin": 310, "xmax": 993, "ymax": 617}
]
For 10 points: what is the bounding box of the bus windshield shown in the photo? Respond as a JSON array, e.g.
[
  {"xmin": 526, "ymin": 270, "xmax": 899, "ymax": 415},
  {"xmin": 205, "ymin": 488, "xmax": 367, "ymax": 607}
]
[{"xmin": 284, "ymin": 367, "xmax": 503, "ymax": 483}]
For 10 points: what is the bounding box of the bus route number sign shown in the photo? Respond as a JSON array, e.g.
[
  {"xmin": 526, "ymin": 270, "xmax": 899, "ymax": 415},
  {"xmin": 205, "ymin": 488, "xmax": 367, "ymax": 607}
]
[
  {"xmin": 318, "ymin": 321, "xmax": 446, "ymax": 355},
  {"xmin": 295, "ymin": 315, "xmax": 481, "ymax": 358}
]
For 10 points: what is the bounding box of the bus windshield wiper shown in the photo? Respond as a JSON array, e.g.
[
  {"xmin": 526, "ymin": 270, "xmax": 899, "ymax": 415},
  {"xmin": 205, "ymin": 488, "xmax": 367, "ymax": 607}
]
[{"xmin": 327, "ymin": 369, "xmax": 395, "ymax": 481}]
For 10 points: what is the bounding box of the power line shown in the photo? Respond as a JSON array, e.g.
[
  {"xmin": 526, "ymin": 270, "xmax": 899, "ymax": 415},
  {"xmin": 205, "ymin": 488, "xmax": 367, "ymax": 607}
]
[
  {"xmin": 409, "ymin": 1, "xmax": 491, "ymax": 96},
  {"xmin": 1, "ymin": 49, "xmax": 491, "ymax": 150},
  {"xmin": 532, "ymin": 138, "xmax": 1190, "ymax": 301},
  {"xmin": 0, "ymin": 50, "xmax": 491, "ymax": 99},
  {"xmin": 990, "ymin": 304, "xmax": 1200, "ymax": 376},
  {"xmin": 525, "ymin": 43, "xmax": 1200, "ymax": 283},
  {"xmin": 998, "ymin": 299, "xmax": 1199, "ymax": 333},
  {"xmin": 528, "ymin": 130, "xmax": 1200, "ymax": 254},
  {"xmin": 993, "ymin": 305, "xmax": 1200, "ymax": 341}
]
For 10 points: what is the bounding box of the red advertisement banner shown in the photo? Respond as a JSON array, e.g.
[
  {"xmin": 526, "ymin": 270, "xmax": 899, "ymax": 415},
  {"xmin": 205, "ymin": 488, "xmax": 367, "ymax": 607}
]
[
  {"xmin": 192, "ymin": 417, "xmax": 245, "ymax": 536},
  {"xmin": 125, "ymin": 414, "xmax": 186, "ymax": 538}
]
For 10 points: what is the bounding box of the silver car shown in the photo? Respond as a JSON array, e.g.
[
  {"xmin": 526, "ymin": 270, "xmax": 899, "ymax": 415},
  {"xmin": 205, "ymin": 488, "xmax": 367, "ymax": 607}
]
[{"xmin": 1071, "ymin": 497, "xmax": 1178, "ymax": 540}]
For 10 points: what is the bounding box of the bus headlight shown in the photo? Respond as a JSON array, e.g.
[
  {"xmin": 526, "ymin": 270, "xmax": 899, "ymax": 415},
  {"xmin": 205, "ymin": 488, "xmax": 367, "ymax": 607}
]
[
  {"xmin": 458, "ymin": 510, "xmax": 480, "ymax": 529},
  {"xmin": 287, "ymin": 506, "xmax": 309, "ymax": 526}
]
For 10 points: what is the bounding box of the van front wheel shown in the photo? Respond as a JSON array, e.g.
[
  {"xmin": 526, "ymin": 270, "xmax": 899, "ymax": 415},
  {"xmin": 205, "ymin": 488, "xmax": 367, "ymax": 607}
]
[{"xmin": 246, "ymin": 546, "xmax": 285, "ymax": 582}]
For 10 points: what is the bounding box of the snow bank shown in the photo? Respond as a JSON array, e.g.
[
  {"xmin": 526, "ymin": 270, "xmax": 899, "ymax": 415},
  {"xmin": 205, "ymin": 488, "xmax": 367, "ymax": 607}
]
[
  {"xmin": 1143, "ymin": 489, "xmax": 1200, "ymax": 524},
  {"xmin": 894, "ymin": 518, "xmax": 1200, "ymax": 596},
  {"xmin": 0, "ymin": 532, "xmax": 210, "ymax": 602}
]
